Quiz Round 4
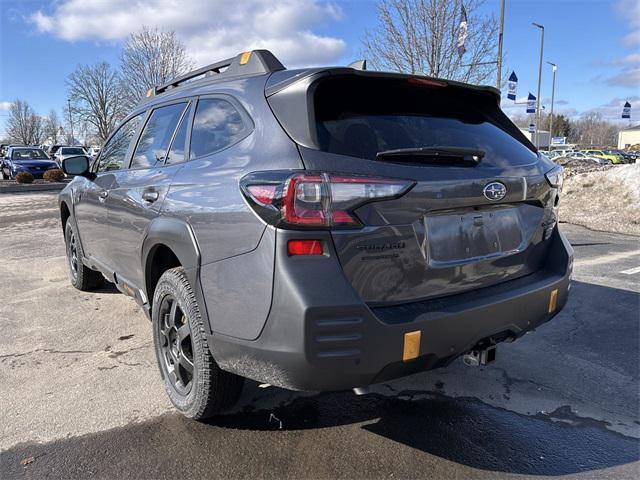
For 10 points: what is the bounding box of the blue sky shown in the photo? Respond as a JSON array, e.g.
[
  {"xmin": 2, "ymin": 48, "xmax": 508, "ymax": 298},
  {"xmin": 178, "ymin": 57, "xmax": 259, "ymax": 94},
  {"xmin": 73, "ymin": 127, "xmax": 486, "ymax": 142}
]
[{"xmin": 1, "ymin": 0, "xmax": 639, "ymax": 138}]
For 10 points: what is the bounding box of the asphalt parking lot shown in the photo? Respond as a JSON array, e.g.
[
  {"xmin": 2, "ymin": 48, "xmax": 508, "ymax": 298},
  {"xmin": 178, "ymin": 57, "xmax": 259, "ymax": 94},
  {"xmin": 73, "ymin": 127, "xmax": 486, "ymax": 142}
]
[{"xmin": 1, "ymin": 192, "xmax": 638, "ymax": 479}]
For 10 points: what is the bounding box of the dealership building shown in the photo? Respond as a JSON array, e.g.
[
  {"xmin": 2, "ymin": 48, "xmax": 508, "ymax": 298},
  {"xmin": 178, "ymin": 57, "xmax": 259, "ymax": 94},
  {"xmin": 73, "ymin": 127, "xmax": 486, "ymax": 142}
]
[{"xmin": 618, "ymin": 124, "xmax": 640, "ymax": 149}]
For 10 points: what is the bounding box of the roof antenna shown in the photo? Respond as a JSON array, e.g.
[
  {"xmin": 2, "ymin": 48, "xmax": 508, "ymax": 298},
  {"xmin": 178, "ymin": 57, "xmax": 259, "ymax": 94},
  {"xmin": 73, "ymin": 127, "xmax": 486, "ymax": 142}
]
[{"xmin": 348, "ymin": 59, "xmax": 367, "ymax": 71}]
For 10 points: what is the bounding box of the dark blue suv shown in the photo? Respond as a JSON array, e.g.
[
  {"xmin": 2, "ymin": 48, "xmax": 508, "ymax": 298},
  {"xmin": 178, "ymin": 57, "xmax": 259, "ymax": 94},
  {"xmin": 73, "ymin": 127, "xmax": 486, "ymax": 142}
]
[{"xmin": 58, "ymin": 50, "xmax": 572, "ymax": 420}]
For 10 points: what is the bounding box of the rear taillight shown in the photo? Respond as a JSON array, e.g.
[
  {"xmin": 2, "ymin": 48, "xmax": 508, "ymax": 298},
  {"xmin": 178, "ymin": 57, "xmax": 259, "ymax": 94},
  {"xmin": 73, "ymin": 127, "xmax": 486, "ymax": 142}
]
[{"xmin": 241, "ymin": 171, "xmax": 414, "ymax": 229}]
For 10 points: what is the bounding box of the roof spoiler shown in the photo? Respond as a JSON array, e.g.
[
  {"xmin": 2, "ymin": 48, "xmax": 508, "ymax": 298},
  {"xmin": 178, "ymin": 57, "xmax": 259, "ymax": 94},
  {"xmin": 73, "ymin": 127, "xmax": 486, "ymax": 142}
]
[{"xmin": 147, "ymin": 50, "xmax": 286, "ymax": 98}]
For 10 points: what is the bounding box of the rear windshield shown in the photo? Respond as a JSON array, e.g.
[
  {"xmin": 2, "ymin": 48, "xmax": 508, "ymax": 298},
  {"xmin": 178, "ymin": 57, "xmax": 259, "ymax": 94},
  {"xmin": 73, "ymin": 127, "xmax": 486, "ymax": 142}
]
[
  {"xmin": 62, "ymin": 147, "xmax": 86, "ymax": 155},
  {"xmin": 314, "ymin": 76, "xmax": 537, "ymax": 168},
  {"xmin": 11, "ymin": 149, "xmax": 48, "ymax": 160}
]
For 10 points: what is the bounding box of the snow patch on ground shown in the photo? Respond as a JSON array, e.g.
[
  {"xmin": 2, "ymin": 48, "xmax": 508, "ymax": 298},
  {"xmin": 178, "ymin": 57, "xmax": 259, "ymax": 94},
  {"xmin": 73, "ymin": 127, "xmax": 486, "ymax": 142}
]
[{"xmin": 559, "ymin": 164, "xmax": 640, "ymax": 236}]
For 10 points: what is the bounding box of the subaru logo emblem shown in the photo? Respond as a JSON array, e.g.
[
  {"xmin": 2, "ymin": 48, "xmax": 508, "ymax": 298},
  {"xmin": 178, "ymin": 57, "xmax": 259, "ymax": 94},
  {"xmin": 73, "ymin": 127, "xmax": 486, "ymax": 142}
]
[{"xmin": 483, "ymin": 182, "xmax": 507, "ymax": 201}]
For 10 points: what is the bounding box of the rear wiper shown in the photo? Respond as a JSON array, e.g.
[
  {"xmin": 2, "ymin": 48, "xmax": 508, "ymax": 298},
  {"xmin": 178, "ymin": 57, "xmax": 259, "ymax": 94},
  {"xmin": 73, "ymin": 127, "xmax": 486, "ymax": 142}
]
[{"xmin": 376, "ymin": 146, "xmax": 485, "ymax": 166}]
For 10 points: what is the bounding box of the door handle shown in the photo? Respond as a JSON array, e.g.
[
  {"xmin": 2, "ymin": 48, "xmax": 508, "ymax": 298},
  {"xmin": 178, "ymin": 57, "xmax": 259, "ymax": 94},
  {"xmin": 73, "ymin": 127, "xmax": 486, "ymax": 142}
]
[
  {"xmin": 98, "ymin": 190, "xmax": 108, "ymax": 202},
  {"xmin": 142, "ymin": 191, "xmax": 159, "ymax": 203}
]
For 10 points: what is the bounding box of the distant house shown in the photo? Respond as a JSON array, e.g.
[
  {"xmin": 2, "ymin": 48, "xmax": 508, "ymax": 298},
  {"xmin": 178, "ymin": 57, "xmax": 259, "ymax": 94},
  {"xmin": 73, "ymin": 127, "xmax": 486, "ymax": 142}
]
[{"xmin": 618, "ymin": 124, "xmax": 640, "ymax": 149}]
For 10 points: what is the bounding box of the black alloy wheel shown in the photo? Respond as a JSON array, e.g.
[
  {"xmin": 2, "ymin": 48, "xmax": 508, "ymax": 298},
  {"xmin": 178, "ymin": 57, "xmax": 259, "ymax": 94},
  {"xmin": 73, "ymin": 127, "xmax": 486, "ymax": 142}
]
[{"xmin": 157, "ymin": 293, "xmax": 195, "ymax": 396}]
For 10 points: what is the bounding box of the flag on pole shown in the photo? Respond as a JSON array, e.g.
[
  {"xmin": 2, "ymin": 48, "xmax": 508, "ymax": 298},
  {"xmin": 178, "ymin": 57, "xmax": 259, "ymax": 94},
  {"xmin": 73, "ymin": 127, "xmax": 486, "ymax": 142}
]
[
  {"xmin": 457, "ymin": 5, "xmax": 468, "ymax": 56},
  {"xmin": 507, "ymin": 71, "xmax": 518, "ymax": 100},
  {"xmin": 526, "ymin": 93, "xmax": 536, "ymax": 113},
  {"xmin": 622, "ymin": 101, "xmax": 631, "ymax": 119}
]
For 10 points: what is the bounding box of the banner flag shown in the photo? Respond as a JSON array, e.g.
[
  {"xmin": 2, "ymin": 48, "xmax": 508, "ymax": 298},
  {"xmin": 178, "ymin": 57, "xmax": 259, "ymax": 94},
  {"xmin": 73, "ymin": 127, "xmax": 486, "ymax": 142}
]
[
  {"xmin": 507, "ymin": 71, "xmax": 518, "ymax": 100},
  {"xmin": 526, "ymin": 93, "xmax": 536, "ymax": 113},
  {"xmin": 457, "ymin": 5, "xmax": 468, "ymax": 56}
]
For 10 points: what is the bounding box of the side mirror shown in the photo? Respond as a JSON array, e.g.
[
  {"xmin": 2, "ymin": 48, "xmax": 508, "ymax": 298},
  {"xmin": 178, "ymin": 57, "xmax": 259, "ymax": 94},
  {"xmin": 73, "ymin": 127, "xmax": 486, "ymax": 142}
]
[{"xmin": 62, "ymin": 155, "xmax": 93, "ymax": 178}]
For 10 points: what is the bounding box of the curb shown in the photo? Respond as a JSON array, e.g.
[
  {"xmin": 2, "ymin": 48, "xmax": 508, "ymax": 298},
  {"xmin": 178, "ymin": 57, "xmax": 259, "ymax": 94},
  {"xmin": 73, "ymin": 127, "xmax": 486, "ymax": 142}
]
[{"xmin": 0, "ymin": 183, "xmax": 67, "ymax": 194}]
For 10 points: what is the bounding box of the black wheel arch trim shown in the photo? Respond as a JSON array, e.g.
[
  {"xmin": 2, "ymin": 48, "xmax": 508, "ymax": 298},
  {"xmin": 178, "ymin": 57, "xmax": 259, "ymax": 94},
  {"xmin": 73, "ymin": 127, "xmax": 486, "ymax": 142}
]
[{"xmin": 141, "ymin": 217, "xmax": 212, "ymax": 335}]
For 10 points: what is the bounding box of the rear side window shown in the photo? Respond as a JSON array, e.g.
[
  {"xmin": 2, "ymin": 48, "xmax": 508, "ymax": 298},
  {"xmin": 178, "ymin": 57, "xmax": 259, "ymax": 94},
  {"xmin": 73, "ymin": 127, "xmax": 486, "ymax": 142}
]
[
  {"xmin": 131, "ymin": 102, "xmax": 188, "ymax": 169},
  {"xmin": 98, "ymin": 114, "xmax": 143, "ymax": 172},
  {"xmin": 189, "ymin": 98, "xmax": 249, "ymax": 159},
  {"xmin": 314, "ymin": 77, "xmax": 538, "ymax": 168}
]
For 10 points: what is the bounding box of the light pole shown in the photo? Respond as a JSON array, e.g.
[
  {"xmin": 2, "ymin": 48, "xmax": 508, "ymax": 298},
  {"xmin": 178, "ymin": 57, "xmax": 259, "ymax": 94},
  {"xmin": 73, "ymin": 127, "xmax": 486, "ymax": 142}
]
[
  {"xmin": 532, "ymin": 22, "xmax": 544, "ymax": 148},
  {"xmin": 67, "ymin": 98, "xmax": 74, "ymax": 145},
  {"xmin": 496, "ymin": 0, "xmax": 505, "ymax": 89},
  {"xmin": 547, "ymin": 62, "xmax": 557, "ymax": 151}
]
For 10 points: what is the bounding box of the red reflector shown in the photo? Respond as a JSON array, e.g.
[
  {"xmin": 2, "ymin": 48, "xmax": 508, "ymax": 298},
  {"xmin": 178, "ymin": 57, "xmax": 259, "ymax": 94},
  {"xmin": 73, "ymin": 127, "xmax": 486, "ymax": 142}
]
[
  {"xmin": 287, "ymin": 240, "xmax": 323, "ymax": 256},
  {"xmin": 247, "ymin": 185, "xmax": 276, "ymax": 204}
]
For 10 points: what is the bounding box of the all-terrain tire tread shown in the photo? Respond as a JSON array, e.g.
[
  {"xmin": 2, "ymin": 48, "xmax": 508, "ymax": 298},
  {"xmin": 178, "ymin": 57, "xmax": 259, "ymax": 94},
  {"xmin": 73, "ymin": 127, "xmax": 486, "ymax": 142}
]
[
  {"xmin": 65, "ymin": 221, "xmax": 103, "ymax": 291},
  {"xmin": 153, "ymin": 267, "xmax": 243, "ymax": 420}
]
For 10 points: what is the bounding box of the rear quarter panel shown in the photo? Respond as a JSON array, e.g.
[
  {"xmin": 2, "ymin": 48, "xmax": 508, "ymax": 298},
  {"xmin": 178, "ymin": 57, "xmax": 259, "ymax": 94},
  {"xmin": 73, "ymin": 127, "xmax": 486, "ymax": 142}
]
[{"xmin": 160, "ymin": 75, "xmax": 303, "ymax": 339}]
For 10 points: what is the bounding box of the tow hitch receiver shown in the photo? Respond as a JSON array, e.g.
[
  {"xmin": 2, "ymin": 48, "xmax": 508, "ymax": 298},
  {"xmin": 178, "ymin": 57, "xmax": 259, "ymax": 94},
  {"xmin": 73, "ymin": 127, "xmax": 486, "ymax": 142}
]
[{"xmin": 463, "ymin": 345, "xmax": 497, "ymax": 366}]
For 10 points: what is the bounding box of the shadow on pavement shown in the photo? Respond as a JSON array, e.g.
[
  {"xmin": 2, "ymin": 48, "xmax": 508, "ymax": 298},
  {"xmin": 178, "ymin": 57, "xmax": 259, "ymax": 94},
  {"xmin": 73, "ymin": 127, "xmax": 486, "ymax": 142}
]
[{"xmin": 2, "ymin": 282, "xmax": 638, "ymax": 478}]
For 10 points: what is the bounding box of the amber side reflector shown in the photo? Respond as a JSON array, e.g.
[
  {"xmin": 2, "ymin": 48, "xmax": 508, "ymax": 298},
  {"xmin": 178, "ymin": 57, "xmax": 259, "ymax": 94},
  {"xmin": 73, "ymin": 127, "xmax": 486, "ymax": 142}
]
[
  {"xmin": 403, "ymin": 330, "xmax": 421, "ymax": 362},
  {"xmin": 239, "ymin": 51, "xmax": 251, "ymax": 65},
  {"xmin": 548, "ymin": 289, "xmax": 558, "ymax": 313}
]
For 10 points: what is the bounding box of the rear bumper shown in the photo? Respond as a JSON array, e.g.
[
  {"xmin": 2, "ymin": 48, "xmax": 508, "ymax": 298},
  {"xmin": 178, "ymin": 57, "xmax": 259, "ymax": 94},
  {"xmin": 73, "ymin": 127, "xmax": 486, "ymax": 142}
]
[{"xmin": 208, "ymin": 227, "xmax": 573, "ymax": 391}]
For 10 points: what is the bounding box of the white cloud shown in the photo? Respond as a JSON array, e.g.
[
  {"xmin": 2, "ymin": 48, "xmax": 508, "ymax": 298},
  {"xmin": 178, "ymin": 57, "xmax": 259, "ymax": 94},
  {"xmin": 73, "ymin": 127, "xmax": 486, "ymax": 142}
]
[
  {"xmin": 0, "ymin": 101, "xmax": 12, "ymax": 111},
  {"xmin": 615, "ymin": 0, "xmax": 640, "ymax": 46},
  {"xmin": 584, "ymin": 95, "xmax": 640, "ymax": 122},
  {"xmin": 606, "ymin": 68, "xmax": 640, "ymax": 87},
  {"xmin": 29, "ymin": 0, "xmax": 346, "ymax": 68}
]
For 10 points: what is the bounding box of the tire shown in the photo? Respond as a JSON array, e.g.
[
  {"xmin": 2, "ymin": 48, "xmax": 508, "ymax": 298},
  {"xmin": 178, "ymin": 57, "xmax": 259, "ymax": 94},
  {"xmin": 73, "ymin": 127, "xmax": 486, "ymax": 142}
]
[
  {"xmin": 152, "ymin": 267, "xmax": 244, "ymax": 420},
  {"xmin": 64, "ymin": 221, "xmax": 104, "ymax": 291}
]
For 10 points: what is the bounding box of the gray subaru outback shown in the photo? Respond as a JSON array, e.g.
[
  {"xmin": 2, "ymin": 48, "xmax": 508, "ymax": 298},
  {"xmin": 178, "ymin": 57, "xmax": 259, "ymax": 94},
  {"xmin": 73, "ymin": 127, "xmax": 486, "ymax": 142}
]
[{"xmin": 58, "ymin": 50, "xmax": 572, "ymax": 420}]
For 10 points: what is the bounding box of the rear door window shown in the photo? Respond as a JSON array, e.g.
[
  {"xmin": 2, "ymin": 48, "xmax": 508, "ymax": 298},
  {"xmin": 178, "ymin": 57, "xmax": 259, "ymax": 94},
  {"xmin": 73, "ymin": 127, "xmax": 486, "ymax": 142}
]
[
  {"xmin": 131, "ymin": 102, "xmax": 188, "ymax": 169},
  {"xmin": 189, "ymin": 98, "xmax": 250, "ymax": 159},
  {"xmin": 98, "ymin": 114, "xmax": 143, "ymax": 172},
  {"xmin": 314, "ymin": 76, "xmax": 538, "ymax": 168}
]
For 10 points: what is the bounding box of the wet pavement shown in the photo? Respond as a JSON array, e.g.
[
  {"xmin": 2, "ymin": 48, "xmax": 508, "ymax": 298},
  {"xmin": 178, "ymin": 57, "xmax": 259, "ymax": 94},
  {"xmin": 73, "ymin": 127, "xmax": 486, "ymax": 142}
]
[{"xmin": 1, "ymin": 193, "xmax": 639, "ymax": 479}]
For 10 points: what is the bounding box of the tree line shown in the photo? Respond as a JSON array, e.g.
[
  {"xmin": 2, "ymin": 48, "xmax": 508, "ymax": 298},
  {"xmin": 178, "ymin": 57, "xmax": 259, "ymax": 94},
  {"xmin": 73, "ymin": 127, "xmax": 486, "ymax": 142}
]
[
  {"xmin": 510, "ymin": 111, "xmax": 621, "ymax": 147},
  {"xmin": 4, "ymin": 26, "xmax": 192, "ymax": 146}
]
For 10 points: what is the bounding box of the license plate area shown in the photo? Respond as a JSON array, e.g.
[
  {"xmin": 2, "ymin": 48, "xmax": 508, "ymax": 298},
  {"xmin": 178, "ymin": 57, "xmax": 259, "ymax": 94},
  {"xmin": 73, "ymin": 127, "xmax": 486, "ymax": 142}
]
[{"xmin": 426, "ymin": 206, "xmax": 523, "ymax": 265}]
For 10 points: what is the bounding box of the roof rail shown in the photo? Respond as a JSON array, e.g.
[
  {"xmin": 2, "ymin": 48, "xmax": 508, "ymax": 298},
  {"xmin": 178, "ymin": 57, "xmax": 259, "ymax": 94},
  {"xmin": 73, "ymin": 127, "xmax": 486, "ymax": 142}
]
[{"xmin": 148, "ymin": 50, "xmax": 285, "ymax": 97}]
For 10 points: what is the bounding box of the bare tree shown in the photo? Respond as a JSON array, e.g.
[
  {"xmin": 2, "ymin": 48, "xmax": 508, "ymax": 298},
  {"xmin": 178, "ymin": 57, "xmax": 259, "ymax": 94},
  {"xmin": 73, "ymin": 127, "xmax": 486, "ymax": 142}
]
[
  {"xmin": 120, "ymin": 26, "xmax": 193, "ymax": 110},
  {"xmin": 570, "ymin": 112, "xmax": 618, "ymax": 146},
  {"xmin": 44, "ymin": 109, "xmax": 62, "ymax": 144},
  {"xmin": 67, "ymin": 62, "xmax": 126, "ymax": 142},
  {"xmin": 6, "ymin": 99, "xmax": 44, "ymax": 145},
  {"xmin": 362, "ymin": 0, "xmax": 498, "ymax": 84}
]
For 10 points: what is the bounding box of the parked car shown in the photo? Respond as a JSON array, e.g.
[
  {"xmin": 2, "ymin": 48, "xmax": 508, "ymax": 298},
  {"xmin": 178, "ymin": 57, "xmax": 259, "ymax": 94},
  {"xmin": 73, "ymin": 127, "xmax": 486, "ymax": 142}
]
[
  {"xmin": 606, "ymin": 150, "xmax": 637, "ymax": 163},
  {"xmin": 569, "ymin": 152, "xmax": 611, "ymax": 165},
  {"xmin": 545, "ymin": 150, "xmax": 564, "ymax": 160},
  {"xmin": 46, "ymin": 144, "xmax": 66, "ymax": 159},
  {"xmin": 86, "ymin": 146, "xmax": 101, "ymax": 157},
  {"xmin": 2, "ymin": 146, "xmax": 59, "ymax": 179},
  {"xmin": 54, "ymin": 146, "xmax": 88, "ymax": 167},
  {"xmin": 58, "ymin": 50, "xmax": 572, "ymax": 420},
  {"xmin": 582, "ymin": 149, "xmax": 621, "ymax": 164}
]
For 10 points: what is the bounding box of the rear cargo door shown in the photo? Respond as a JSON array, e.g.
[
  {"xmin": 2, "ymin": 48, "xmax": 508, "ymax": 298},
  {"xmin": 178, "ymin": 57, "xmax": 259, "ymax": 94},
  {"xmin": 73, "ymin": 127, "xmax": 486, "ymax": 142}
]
[{"xmin": 272, "ymin": 73, "xmax": 557, "ymax": 305}]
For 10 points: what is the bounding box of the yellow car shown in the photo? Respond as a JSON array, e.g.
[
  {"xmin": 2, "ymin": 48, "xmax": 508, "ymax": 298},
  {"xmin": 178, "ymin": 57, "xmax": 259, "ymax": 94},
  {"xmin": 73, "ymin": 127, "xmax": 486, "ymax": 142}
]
[{"xmin": 582, "ymin": 150, "xmax": 621, "ymax": 164}]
